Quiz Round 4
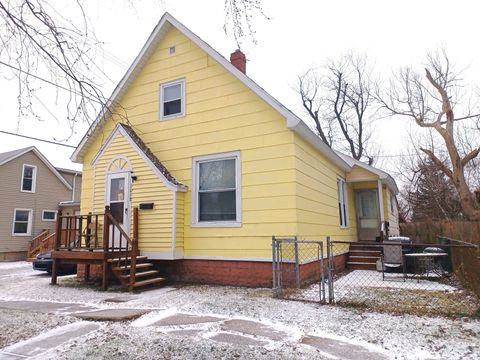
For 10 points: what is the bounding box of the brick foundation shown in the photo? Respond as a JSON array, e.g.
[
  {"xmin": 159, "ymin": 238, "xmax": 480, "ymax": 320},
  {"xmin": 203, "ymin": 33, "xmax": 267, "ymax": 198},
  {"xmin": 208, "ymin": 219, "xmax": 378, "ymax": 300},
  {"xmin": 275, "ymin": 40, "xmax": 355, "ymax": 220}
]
[
  {"xmin": 76, "ymin": 253, "xmax": 348, "ymax": 288},
  {"xmin": 0, "ymin": 251, "xmax": 27, "ymax": 261}
]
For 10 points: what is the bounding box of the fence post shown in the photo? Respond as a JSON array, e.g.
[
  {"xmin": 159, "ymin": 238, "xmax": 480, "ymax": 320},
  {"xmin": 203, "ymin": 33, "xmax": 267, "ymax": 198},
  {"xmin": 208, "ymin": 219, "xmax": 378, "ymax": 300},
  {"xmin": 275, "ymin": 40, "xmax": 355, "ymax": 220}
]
[
  {"xmin": 272, "ymin": 236, "xmax": 277, "ymax": 296},
  {"xmin": 326, "ymin": 236, "xmax": 334, "ymax": 303},
  {"xmin": 294, "ymin": 236, "xmax": 300, "ymax": 288},
  {"xmin": 319, "ymin": 241, "xmax": 326, "ymax": 303}
]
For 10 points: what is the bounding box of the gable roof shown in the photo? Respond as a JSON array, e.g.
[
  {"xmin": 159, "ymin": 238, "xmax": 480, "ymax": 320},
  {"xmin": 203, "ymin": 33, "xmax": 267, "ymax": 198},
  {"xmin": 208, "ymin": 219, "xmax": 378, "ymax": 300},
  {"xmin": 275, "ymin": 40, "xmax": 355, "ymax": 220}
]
[
  {"xmin": 70, "ymin": 12, "xmax": 350, "ymax": 172},
  {"xmin": 0, "ymin": 146, "xmax": 72, "ymax": 190},
  {"xmin": 337, "ymin": 152, "xmax": 399, "ymax": 195},
  {"xmin": 91, "ymin": 123, "xmax": 187, "ymax": 192}
]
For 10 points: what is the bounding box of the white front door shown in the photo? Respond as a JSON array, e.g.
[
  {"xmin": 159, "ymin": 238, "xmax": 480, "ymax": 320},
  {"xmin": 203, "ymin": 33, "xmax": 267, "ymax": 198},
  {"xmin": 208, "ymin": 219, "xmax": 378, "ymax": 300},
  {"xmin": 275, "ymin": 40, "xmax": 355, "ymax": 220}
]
[
  {"xmin": 355, "ymin": 189, "xmax": 380, "ymax": 241},
  {"xmin": 106, "ymin": 172, "xmax": 131, "ymax": 247}
]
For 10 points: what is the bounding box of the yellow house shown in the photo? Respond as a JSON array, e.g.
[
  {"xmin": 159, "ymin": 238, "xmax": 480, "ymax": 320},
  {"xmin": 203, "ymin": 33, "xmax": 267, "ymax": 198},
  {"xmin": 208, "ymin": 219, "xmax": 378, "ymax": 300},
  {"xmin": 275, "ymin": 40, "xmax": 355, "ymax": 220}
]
[{"xmin": 66, "ymin": 13, "xmax": 399, "ymax": 288}]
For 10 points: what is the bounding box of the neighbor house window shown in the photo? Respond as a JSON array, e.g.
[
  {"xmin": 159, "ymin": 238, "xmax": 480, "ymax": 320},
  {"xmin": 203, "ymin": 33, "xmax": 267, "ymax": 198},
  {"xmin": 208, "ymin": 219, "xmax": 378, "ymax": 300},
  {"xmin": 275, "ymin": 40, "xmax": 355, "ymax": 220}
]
[
  {"xmin": 160, "ymin": 79, "xmax": 185, "ymax": 120},
  {"xmin": 42, "ymin": 210, "xmax": 57, "ymax": 222},
  {"xmin": 390, "ymin": 193, "xmax": 396, "ymax": 214},
  {"xmin": 21, "ymin": 164, "xmax": 36, "ymax": 192},
  {"xmin": 12, "ymin": 209, "xmax": 33, "ymax": 236},
  {"xmin": 192, "ymin": 151, "xmax": 241, "ymax": 227},
  {"xmin": 337, "ymin": 177, "xmax": 348, "ymax": 228}
]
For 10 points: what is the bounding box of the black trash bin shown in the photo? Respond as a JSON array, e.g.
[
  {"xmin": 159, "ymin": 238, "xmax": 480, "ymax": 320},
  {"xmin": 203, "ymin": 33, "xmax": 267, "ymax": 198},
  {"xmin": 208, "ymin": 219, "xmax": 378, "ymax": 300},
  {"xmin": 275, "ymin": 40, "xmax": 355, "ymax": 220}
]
[{"xmin": 437, "ymin": 237, "xmax": 453, "ymax": 273}]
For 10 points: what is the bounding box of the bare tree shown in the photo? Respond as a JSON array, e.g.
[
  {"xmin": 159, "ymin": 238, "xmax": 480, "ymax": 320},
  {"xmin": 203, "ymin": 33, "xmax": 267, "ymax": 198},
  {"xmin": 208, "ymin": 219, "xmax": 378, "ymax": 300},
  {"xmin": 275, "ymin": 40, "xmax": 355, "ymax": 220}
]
[
  {"xmin": 0, "ymin": 0, "xmax": 108, "ymax": 135},
  {"xmin": 297, "ymin": 52, "xmax": 377, "ymax": 164},
  {"xmin": 0, "ymin": 0, "xmax": 267, "ymax": 138},
  {"xmin": 380, "ymin": 49, "xmax": 480, "ymax": 220},
  {"xmin": 224, "ymin": 0, "xmax": 269, "ymax": 48}
]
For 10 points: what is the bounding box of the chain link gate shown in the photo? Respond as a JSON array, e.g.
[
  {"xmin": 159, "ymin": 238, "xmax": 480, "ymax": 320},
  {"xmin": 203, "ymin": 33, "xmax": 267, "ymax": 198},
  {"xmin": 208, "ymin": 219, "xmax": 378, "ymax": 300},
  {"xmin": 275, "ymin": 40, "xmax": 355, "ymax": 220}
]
[{"xmin": 272, "ymin": 236, "xmax": 327, "ymax": 303}]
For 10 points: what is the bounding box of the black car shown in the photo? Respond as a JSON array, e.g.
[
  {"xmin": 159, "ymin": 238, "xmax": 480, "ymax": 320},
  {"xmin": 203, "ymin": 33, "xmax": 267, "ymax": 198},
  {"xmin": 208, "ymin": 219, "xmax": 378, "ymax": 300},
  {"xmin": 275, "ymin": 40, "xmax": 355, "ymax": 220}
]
[{"xmin": 32, "ymin": 251, "xmax": 77, "ymax": 275}]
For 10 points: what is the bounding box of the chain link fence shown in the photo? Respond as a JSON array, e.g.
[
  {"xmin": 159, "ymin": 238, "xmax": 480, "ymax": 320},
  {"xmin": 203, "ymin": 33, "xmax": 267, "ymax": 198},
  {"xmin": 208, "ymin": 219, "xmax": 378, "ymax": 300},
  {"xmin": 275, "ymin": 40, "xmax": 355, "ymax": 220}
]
[
  {"xmin": 272, "ymin": 237, "xmax": 327, "ymax": 303},
  {"xmin": 272, "ymin": 236, "xmax": 480, "ymax": 317}
]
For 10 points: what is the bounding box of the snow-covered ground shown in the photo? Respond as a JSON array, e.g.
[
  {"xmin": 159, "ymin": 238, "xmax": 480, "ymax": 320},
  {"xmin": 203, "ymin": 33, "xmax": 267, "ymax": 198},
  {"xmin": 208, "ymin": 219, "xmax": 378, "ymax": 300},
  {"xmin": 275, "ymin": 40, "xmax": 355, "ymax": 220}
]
[{"xmin": 0, "ymin": 261, "xmax": 479, "ymax": 359}]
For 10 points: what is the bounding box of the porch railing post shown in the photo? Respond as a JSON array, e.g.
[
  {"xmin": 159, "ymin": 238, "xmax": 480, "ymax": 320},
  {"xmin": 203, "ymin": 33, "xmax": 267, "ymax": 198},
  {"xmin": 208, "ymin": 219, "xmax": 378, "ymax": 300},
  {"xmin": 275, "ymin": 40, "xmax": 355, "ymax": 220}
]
[
  {"xmin": 54, "ymin": 210, "xmax": 62, "ymax": 250},
  {"xmin": 103, "ymin": 206, "xmax": 110, "ymax": 253},
  {"xmin": 86, "ymin": 213, "xmax": 92, "ymax": 249},
  {"xmin": 129, "ymin": 207, "xmax": 139, "ymax": 291}
]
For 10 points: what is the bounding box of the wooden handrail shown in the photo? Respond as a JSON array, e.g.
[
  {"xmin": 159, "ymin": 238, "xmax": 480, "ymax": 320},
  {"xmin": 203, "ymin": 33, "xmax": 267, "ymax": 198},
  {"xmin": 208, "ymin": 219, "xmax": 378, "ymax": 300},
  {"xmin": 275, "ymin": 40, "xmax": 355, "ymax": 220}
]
[{"xmin": 27, "ymin": 229, "xmax": 51, "ymax": 258}]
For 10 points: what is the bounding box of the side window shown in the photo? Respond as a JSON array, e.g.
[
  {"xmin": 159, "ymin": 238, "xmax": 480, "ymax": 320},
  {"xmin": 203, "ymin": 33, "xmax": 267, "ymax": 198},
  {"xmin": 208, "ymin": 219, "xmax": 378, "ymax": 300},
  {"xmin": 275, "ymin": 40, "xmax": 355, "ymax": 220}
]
[
  {"xmin": 337, "ymin": 177, "xmax": 348, "ymax": 228},
  {"xmin": 21, "ymin": 164, "xmax": 37, "ymax": 192},
  {"xmin": 42, "ymin": 210, "xmax": 57, "ymax": 222},
  {"xmin": 160, "ymin": 79, "xmax": 185, "ymax": 120},
  {"xmin": 12, "ymin": 209, "xmax": 33, "ymax": 236},
  {"xmin": 192, "ymin": 152, "xmax": 241, "ymax": 227}
]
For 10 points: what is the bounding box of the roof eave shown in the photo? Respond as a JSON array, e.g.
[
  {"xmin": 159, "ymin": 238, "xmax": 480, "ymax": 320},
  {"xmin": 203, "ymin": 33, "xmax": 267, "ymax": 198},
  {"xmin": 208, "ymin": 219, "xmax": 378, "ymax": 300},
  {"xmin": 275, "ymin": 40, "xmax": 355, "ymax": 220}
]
[{"xmin": 289, "ymin": 120, "xmax": 351, "ymax": 172}]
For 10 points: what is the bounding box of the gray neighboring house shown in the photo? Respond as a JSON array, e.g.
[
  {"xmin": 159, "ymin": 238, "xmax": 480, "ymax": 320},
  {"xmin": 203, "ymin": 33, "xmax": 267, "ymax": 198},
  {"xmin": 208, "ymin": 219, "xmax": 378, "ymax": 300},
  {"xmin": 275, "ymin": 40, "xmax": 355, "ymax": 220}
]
[{"xmin": 0, "ymin": 146, "xmax": 82, "ymax": 261}]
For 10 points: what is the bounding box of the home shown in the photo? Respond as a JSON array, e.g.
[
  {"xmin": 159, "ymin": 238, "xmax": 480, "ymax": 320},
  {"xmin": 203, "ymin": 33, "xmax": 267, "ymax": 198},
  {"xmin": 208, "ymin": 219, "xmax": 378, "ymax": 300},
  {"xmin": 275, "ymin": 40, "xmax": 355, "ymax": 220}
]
[
  {"xmin": 57, "ymin": 12, "xmax": 398, "ymax": 289},
  {"xmin": 0, "ymin": 146, "xmax": 81, "ymax": 261}
]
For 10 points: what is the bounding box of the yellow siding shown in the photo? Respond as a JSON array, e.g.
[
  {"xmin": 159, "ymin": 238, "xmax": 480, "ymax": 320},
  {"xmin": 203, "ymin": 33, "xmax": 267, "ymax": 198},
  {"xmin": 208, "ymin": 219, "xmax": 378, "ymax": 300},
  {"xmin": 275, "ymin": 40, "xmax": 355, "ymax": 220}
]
[
  {"xmin": 81, "ymin": 27, "xmax": 297, "ymax": 260},
  {"xmin": 293, "ymin": 134, "xmax": 357, "ymax": 242},
  {"xmin": 82, "ymin": 133, "xmax": 174, "ymax": 256}
]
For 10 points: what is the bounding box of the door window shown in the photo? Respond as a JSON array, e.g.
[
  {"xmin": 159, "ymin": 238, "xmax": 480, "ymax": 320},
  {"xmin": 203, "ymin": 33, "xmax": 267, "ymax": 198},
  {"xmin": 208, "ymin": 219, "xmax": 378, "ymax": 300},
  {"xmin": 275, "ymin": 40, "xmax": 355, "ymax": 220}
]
[
  {"xmin": 358, "ymin": 190, "xmax": 378, "ymax": 228},
  {"xmin": 109, "ymin": 177, "xmax": 125, "ymax": 224}
]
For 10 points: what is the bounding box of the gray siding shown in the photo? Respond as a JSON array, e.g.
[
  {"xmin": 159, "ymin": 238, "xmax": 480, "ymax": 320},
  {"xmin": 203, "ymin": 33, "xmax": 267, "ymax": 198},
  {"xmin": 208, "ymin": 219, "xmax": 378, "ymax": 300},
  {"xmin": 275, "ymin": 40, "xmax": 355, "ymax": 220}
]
[
  {"xmin": 58, "ymin": 170, "xmax": 82, "ymax": 202},
  {"xmin": 0, "ymin": 151, "xmax": 73, "ymax": 255}
]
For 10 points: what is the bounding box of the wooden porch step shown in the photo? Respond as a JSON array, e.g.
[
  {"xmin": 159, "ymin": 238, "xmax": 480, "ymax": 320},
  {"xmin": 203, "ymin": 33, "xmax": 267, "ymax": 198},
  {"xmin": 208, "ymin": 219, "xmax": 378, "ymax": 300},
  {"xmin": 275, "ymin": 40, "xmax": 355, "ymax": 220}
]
[
  {"xmin": 347, "ymin": 261, "xmax": 377, "ymax": 270},
  {"xmin": 120, "ymin": 270, "xmax": 159, "ymax": 279},
  {"xmin": 107, "ymin": 256, "xmax": 148, "ymax": 263},
  {"xmin": 112, "ymin": 263, "xmax": 153, "ymax": 272},
  {"xmin": 348, "ymin": 256, "xmax": 380, "ymax": 263},
  {"xmin": 133, "ymin": 277, "xmax": 165, "ymax": 288},
  {"xmin": 350, "ymin": 250, "xmax": 381, "ymax": 255}
]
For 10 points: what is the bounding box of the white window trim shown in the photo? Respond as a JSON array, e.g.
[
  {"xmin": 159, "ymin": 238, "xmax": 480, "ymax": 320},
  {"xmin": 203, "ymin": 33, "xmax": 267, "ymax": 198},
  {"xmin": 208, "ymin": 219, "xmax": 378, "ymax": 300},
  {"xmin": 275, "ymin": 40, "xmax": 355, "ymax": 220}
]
[
  {"xmin": 42, "ymin": 210, "xmax": 57, "ymax": 222},
  {"xmin": 12, "ymin": 208, "xmax": 33, "ymax": 236},
  {"xmin": 191, "ymin": 151, "xmax": 242, "ymax": 228},
  {"xmin": 159, "ymin": 78, "xmax": 185, "ymax": 121},
  {"xmin": 337, "ymin": 177, "xmax": 348, "ymax": 228},
  {"xmin": 20, "ymin": 164, "xmax": 37, "ymax": 193}
]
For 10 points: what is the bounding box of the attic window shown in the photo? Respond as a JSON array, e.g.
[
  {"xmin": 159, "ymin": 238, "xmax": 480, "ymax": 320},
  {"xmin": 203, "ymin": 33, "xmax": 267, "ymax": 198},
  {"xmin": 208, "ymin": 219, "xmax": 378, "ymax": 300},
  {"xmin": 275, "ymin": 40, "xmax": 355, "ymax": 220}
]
[
  {"xmin": 169, "ymin": 46, "xmax": 176, "ymax": 54},
  {"xmin": 160, "ymin": 79, "xmax": 185, "ymax": 120}
]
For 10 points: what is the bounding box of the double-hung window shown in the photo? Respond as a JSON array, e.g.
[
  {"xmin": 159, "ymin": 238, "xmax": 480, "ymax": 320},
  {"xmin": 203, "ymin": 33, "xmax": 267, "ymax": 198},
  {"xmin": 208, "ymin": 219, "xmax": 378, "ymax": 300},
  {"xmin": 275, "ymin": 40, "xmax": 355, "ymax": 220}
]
[
  {"xmin": 337, "ymin": 177, "xmax": 348, "ymax": 228},
  {"xmin": 21, "ymin": 164, "xmax": 36, "ymax": 192},
  {"xmin": 192, "ymin": 152, "xmax": 241, "ymax": 227},
  {"xmin": 160, "ymin": 79, "xmax": 185, "ymax": 120},
  {"xmin": 12, "ymin": 209, "xmax": 33, "ymax": 236}
]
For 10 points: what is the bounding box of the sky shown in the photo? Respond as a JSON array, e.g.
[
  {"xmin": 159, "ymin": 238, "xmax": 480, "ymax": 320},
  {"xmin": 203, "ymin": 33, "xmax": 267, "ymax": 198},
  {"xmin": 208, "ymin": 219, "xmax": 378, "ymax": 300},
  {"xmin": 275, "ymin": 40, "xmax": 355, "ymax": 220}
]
[{"xmin": 0, "ymin": 0, "xmax": 479, "ymax": 177}]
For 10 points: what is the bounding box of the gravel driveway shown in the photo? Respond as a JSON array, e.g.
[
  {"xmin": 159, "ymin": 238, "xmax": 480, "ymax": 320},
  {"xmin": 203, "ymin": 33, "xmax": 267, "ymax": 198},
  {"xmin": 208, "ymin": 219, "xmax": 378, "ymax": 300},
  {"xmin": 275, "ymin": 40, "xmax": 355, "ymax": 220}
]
[{"xmin": 0, "ymin": 262, "xmax": 478, "ymax": 359}]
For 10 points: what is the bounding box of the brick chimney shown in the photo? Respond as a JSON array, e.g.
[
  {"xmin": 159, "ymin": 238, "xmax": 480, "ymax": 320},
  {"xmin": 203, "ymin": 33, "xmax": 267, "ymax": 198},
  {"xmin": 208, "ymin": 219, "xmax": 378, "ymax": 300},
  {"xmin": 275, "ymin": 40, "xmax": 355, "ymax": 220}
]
[{"xmin": 230, "ymin": 49, "xmax": 246, "ymax": 74}]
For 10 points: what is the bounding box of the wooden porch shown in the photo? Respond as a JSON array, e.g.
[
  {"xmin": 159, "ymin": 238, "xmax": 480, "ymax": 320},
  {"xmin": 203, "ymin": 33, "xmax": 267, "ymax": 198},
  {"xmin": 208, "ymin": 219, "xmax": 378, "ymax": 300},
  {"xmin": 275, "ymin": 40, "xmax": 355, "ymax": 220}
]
[{"xmin": 51, "ymin": 206, "xmax": 165, "ymax": 291}]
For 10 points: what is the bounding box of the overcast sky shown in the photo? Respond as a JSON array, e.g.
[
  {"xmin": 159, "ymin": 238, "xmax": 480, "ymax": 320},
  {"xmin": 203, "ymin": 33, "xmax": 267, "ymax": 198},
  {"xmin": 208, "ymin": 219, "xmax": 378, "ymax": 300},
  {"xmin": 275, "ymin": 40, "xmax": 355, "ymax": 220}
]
[{"xmin": 0, "ymin": 0, "xmax": 478, "ymax": 176}]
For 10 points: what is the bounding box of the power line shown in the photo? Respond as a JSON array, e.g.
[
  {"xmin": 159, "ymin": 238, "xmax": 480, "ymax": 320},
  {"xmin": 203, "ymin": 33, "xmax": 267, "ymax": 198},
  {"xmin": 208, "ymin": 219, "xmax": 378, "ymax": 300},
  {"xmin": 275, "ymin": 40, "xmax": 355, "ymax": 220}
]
[
  {"xmin": 0, "ymin": 60, "xmax": 104, "ymax": 104},
  {"xmin": 0, "ymin": 130, "xmax": 76, "ymax": 148}
]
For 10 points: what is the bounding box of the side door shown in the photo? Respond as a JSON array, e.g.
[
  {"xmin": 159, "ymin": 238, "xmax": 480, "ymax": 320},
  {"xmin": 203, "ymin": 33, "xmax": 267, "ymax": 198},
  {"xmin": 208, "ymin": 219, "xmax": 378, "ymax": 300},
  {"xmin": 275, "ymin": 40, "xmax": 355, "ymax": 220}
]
[
  {"xmin": 355, "ymin": 189, "xmax": 380, "ymax": 241},
  {"xmin": 106, "ymin": 172, "xmax": 131, "ymax": 248}
]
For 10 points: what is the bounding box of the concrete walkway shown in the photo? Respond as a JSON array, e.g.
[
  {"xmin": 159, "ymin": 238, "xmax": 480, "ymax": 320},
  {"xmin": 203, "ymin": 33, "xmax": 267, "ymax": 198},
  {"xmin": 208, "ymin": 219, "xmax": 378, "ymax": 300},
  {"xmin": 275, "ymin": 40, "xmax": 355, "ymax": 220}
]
[
  {"xmin": 0, "ymin": 299, "xmax": 390, "ymax": 359},
  {"xmin": 0, "ymin": 322, "xmax": 100, "ymax": 360},
  {"xmin": 143, "ymin": 312, "xmax": 389, "ymax": 359},
  {"xmin": 0, "ymin": 300, "xmax": 96, "ymax": 314}
]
